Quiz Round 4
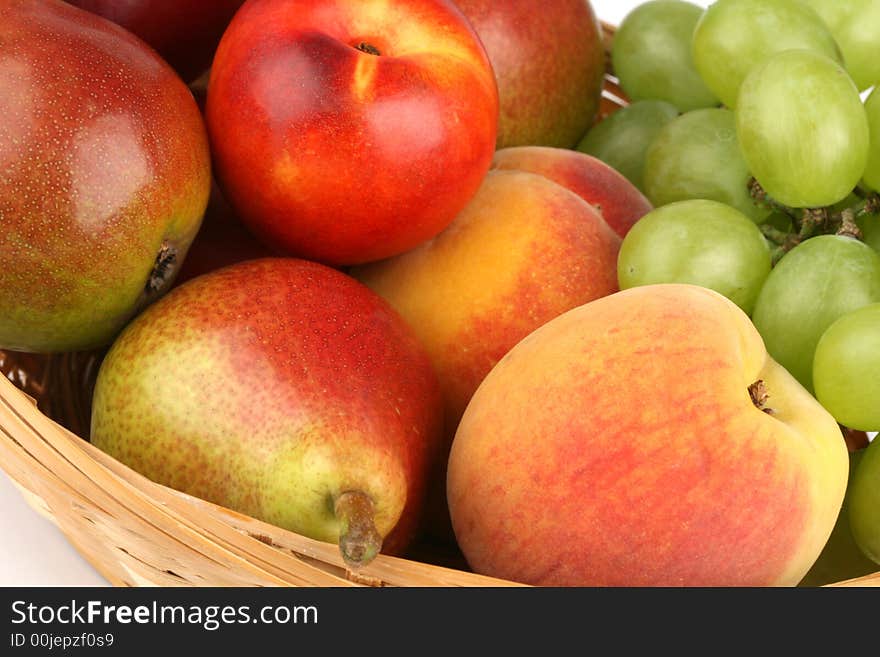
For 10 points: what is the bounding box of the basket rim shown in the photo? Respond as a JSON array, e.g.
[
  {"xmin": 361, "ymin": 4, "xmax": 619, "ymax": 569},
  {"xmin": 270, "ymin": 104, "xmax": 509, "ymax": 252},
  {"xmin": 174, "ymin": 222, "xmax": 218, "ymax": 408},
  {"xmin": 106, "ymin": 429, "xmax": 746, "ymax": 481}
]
[
  {"xmin": 1, "ymin": 17, "xmax": 879, "ymax": 589},
  {"xmin": 0, "ymin": 373, "xmax": 524, "ymax": 587}
]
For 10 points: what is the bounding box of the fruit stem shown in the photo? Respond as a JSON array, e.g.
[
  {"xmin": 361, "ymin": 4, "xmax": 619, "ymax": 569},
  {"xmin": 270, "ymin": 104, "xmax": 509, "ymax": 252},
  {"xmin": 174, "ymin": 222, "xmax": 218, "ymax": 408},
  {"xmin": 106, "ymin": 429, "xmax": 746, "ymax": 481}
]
[
  {"xmin": 334, "ymin": 490, "xmax": 383, "ymax": 571},
  {"xmin": 748, "ymin": 178, "xmax": 800, "ymax": 220},
  {"xmin": 355, "ymin": 42, "xmax": 381, "ymax": 56},
  {"xmin": 748, "ymin": 379, "xmax": 774, "ymax": 415},
  {"xmin": 855, "ymin": 192, "xmax": 880, "ymax": 219},
  {"xmin": 145, "ymin": 241, "xmax": 178, "ymax": 295},
  {"xmin": 760, "ymin": 224, "xmax": 801, "ymax": 265},
  {"xmin": 838, "ymin": 208, "xmax": 862, "ymax": 240},
  {"xmin": 750, "ymin": 179, "xmax": 875, "ymax": 264}
]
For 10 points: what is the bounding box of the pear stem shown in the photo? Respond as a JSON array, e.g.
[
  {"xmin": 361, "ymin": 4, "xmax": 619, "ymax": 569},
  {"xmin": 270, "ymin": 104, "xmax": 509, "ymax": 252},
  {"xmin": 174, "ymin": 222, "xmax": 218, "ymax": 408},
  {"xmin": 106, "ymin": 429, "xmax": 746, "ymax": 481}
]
[{"xmin": 334, "ymin": 490, "xmax": 383, "ymax": 571}]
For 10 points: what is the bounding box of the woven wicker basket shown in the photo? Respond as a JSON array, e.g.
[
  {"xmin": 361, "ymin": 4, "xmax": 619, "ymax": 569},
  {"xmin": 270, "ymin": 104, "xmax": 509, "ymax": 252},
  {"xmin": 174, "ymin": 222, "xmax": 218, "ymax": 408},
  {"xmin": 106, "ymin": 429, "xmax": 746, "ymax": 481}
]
[{"xmin": 1, "ymin": 21, "xmax": 878, "ymax": 588}]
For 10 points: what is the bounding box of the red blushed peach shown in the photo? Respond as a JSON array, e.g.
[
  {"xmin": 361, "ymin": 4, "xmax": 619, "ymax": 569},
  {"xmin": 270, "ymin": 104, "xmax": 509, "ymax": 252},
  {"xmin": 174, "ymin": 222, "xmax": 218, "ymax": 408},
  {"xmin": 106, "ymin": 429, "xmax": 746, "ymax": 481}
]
[
  {"xmin": 491, "ymin": 146, "xmax": 653, "ymax": 238},
  {"xmin": 447, "ymin": 284, "xmax": 849, "ymax": 586},
  {"xmin": 352, "ymin": 167, "xmax": 622, "ymax": 539},
  {"xmin": 205, "ymin": 0, "xmax": 499, "ymax": 266}
]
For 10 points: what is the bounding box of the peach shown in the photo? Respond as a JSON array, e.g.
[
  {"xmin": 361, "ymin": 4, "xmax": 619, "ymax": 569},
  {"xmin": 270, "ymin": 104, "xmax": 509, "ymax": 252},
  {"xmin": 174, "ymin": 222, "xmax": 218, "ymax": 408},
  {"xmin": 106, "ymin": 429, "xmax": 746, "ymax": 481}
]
[
  {"xmin": 447, "ymin": 284, "xmax": 849, "ymax": 586},
  {"xmin": 352, "ymin": 150, "xmax": 627, "ymax": 538},
  {"xmin": 491, "ymin": 146, "xmax": 653, "ymax": 238}
]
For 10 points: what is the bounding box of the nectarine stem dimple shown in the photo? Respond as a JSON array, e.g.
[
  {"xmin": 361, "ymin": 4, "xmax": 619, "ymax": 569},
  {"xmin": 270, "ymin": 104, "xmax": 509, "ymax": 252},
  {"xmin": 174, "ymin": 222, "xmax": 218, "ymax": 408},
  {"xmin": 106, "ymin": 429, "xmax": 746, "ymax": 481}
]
[
  {"xmin": 355, "ymin": 42, "xmax": 381, "ymax": 56},
  {"xmin": 748, "ymin": 379, "xmax": 774, "ymax": 415},
  {"xmin": 334, "ymin": 490, "xmax": 383, "ymax": 571}
]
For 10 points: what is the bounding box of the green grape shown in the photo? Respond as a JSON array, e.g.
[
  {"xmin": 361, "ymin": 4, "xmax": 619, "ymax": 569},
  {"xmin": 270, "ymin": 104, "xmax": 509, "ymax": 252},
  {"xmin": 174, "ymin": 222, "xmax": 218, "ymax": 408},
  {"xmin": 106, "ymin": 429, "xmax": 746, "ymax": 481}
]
[
  {"xmin": 763, "ymin": 211, "xmax": 793, "ymax": 233},
  {"xmin": 642, "ymin": 107, "xmax": 769, "ymax": 223},
  {"xmin": 863, "ymin": 87, "xmax": 880, "ymax": 193},
  {"xmin": 611, "ymin": 0, "xmax": 719, "ymax": 112},
  {"xmin": 692, "ymin": 0, "xmax": 842, "ymax": 109},
  {"xmin": 813, "ymin": 304, "xmax": 880, "ymax": 431},
  {"xmin": 799, "ymin": 448, "xmax": 880, "ymax": 586},
  {"xmin": 848, "ymin": 437, "xmax": 880, "ymax": 565},
  {"xmin": 832, "ymin": 193, "xmax": 864, "ymax": 213},
  {"xmin": 751, "ymin": 235, "xmax": 880, "ymax": 393},
  {"xmin": 857, "ymin": 213, "xmax": 880, "ymax": 254},
  {"xmin": 617, "ymin": 199, "xmax": 771, "ymax": 314},
  {"xmin": 799, "ymin": 0, "xmax": 880, "ymax": 91},
  {"xmin": 736, "ymin": 49, "xmax": 869, "ymax": 209},
  {"xmin": 576, "ymin": 100, "xmax": 680, "ymax": 194}
]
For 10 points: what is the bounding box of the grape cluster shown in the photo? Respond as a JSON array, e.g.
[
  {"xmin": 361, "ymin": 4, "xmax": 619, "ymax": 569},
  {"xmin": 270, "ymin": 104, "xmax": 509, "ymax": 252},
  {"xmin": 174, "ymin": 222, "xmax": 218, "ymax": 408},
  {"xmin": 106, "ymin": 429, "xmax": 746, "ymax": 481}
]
[{"xmin": 579, "ymin": 0, "xmax": 880, "ymax": 576}]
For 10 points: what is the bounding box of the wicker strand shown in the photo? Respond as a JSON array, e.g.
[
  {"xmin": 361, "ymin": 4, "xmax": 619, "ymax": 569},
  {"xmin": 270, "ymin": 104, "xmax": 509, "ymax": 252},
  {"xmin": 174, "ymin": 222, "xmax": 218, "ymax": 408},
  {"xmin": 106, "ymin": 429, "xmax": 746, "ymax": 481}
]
[{"xmin": 0, "ymin": 20, "xmax": 877, "ymax": 588}]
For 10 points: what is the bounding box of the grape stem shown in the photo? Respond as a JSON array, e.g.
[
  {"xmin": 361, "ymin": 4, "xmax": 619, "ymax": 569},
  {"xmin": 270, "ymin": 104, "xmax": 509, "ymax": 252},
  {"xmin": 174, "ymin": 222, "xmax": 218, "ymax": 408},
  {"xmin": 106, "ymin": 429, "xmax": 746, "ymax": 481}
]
[{"xmin": 749, "ymin": 178, "xmax": 879, "ymax": 265}]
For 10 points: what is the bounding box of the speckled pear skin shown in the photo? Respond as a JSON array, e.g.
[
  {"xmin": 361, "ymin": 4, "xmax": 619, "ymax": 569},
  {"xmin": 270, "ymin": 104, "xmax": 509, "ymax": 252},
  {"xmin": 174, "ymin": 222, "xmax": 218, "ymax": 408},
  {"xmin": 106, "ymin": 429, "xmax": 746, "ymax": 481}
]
[
  {"xmin": 453, "ymin": 0, "xmax": 606, "ymax": 149},
  {"xmin": 90, "ymin": 258, "xmax": 445, "ymax": 556},
  {"xmin": 0, "ymin": 0, "xmax": 211, "ymax": 353}
]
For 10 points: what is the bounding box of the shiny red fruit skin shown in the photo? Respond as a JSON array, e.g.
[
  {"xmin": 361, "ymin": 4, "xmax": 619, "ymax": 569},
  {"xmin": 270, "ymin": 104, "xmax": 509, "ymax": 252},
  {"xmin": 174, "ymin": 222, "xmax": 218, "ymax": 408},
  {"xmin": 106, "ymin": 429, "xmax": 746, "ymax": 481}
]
[
  {"xmin": 64, "ymin": 0, "xmax": 246, "ymax": 82},
  {"xmin": 205, "ymin": 0, "xmax": 499, "ymax": 266}
]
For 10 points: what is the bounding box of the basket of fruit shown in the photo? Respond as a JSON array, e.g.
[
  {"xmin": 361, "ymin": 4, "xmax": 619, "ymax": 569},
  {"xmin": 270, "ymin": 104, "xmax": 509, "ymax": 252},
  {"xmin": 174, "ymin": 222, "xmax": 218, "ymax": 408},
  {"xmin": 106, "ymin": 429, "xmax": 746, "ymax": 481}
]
[{"xmin": 2, "ymin": 0, "xmax": 880, "ymax": 588}]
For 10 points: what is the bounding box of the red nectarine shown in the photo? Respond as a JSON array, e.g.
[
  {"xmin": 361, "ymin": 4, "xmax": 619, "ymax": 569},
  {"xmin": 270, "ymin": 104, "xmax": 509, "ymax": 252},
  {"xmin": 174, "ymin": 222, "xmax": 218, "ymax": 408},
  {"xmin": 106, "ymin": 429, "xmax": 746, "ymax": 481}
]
[{"xmin": 206, "ymin": 0, "xmax": 499, "ymax": 266}]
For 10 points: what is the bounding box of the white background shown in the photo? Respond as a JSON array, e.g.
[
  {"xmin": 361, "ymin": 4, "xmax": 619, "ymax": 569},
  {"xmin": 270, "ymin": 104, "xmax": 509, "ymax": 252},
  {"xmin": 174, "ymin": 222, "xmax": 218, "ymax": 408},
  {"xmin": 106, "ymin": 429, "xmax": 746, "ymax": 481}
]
[{"xmin": 0, "ymin": 0, "xmax": 709, "ymax": 586}]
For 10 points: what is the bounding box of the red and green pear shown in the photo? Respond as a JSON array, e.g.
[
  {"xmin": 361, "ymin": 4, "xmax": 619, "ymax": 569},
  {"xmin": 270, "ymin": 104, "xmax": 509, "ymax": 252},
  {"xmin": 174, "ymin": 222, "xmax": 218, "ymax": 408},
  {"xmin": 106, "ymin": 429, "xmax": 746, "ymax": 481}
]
[
  {"xmin": 453, "ymin": 0, "xmax": 606, "ymax": 148},
  {"xmin": 90, "ymin": 258, "xmax": 445, "ymax": 567},
  {"xmin": 0, "ymin": 0, "xmax": 211, "ymax": 353}
]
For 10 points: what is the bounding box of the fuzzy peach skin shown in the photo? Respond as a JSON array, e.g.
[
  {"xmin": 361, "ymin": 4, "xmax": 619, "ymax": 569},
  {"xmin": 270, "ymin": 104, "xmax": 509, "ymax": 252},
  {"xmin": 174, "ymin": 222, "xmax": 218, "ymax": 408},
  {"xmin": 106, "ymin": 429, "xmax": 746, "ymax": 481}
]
[
  {"xmin": 355, "ymin": 168, "xmax": 621, "ymax": 434},
  {"xmin": 205, "ymin": 0, "xmax": 499, "ymax": 266},
  {"xmin": 447, "ymin": 284, "xmax": 849, "ymax": 587},
  {"xmin": 352, "ymin": 163, "xmax": 622, "ymax": 538},
  {"xmin": 491, "ymin": 146, "xmax": 652, "ymax": 238}
]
